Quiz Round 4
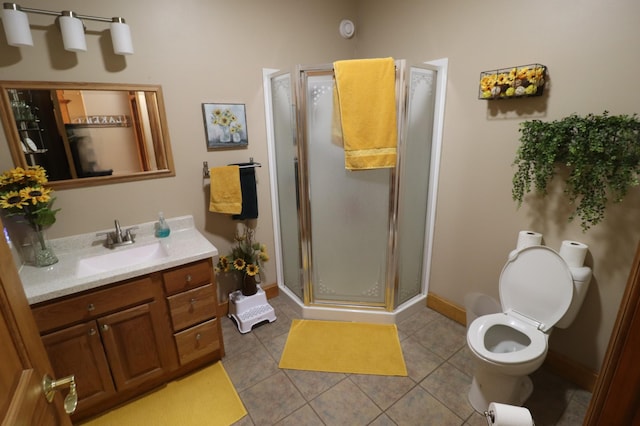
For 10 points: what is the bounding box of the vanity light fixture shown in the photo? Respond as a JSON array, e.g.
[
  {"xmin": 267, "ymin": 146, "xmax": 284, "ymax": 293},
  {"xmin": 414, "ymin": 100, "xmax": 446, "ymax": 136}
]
[
  {"xmin": 59, "ymin": 11, "xmax": 86, "ymax": 52},
  {"xmin": 1, "ymin": 2, "xmax": 133, "ymax": 55}
]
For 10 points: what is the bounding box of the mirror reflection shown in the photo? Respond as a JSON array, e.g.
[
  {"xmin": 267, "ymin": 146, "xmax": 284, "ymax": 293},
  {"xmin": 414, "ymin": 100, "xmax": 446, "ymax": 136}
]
[{"xmin": 0, "ymin": 82, "xmax": 174, "ymax": 189}]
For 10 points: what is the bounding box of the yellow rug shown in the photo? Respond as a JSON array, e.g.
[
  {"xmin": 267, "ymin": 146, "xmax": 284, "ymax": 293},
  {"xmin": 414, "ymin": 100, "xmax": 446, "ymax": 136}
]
[
  {"xmin": 81, "ymin": 362, "xmax": 246, "ymax": 426},
  {"xmin": 279, "ymin": 319, "xmax": 407, "ymax": 376}
]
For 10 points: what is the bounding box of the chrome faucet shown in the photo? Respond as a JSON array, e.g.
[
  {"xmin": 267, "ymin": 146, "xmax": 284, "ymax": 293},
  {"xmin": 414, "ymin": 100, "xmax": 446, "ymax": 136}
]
[
  {"xmin": 114, "ymin": 220, "xmax": 123, "ymax": 243},
  {"xmin": 97, "ymin": 220, "xmax": 138, "ymax": 248}
]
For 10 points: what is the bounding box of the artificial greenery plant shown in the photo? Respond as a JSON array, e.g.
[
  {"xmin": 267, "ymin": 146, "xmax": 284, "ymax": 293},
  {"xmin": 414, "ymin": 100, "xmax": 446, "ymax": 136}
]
[{"xmin": 512, "ymin": 111, "xmax": 640, "ymax": 231}]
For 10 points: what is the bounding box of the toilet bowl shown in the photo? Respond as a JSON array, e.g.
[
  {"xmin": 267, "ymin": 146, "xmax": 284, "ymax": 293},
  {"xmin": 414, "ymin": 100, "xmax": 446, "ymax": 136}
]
[{"xmin": 466, "ymin": 245, "xmax": 584, "ymax": 412}]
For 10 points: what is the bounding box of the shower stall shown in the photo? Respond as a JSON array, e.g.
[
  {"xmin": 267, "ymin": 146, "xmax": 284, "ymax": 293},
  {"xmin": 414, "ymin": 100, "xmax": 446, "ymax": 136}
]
[{"xmin": 263, "ymin": 59, "xmax": 447, "ymax": 323}]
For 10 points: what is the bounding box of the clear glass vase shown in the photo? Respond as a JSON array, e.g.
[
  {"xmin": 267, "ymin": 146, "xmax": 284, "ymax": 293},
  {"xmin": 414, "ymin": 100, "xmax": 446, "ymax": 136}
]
[
  {"xmin": 219, "ymin": 125, "xmax": 231, "ymax": 143},
  {"xmin": 30, "ymin": 227, "xmax": 58, "ymax": 267}
]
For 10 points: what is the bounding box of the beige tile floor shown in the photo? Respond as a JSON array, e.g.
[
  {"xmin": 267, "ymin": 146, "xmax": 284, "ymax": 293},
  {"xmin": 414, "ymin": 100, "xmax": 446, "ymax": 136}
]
[{"xmin": 220, "ymin": 295, "xmax": 592, "ymax": 425}]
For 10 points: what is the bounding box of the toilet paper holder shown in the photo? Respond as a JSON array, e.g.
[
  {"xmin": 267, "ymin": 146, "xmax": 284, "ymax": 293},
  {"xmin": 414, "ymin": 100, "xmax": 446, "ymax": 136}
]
[
  {"xmin": 484, "ymin": 408, "xmax": 536, "ymax": 425},
  {"xmin": 484, "ymin": 409, "xmax": 497, "ymax": 425}
]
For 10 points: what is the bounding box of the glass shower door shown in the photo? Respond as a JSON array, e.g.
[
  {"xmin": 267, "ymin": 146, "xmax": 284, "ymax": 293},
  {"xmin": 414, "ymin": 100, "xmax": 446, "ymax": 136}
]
[
  {"xmin": 268, "ymin": 71, "xmax": 303, "ymax": 300},
  {"xmin": 395, "ymin": 64, "xmax": 438, "ymax": 306},
  {"xmin": 300, "ymin": 67, "xmax": 391, "ymax": 307}
]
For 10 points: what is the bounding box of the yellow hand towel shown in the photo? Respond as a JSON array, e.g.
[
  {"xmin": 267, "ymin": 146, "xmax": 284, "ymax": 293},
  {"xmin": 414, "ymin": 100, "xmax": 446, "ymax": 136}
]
[
  {"xmin": 209, "ymin": 166, "xmax": 242, "ymax": 214},
  {"xmin": 333, "ymin": 57, "xmax": 397, "ymax": 170}
]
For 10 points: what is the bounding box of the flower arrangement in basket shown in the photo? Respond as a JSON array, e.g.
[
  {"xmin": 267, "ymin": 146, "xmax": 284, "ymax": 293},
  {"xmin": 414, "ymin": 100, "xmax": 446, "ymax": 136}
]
[
  {"xmin": 0, "ymin": 165, "xmax": 60, "ymax": 265},
  {"xmin": 479, "ymin": 64, "xmax": 546, "ymax": 99},
  {"xmin": 215, "ymin": 223, "xmax": 269, "ymax": 295}
]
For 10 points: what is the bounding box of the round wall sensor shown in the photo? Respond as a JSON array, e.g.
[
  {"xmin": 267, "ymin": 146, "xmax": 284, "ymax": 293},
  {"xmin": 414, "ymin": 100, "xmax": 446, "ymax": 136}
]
[{"xmin": 339, "ymin": 19, "xmax": 355, "ymax": 39}]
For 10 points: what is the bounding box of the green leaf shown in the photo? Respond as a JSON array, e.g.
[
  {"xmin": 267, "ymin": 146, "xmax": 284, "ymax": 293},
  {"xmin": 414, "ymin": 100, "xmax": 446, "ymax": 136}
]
[{"xmin": 512, "ymin": 112, "xmax": 640, "ymax": 231}]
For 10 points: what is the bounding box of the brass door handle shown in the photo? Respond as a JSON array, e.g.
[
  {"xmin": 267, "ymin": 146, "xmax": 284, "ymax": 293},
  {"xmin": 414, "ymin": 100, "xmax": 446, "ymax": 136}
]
[{"xmin": 42, "ymin": 374, "xmax": 78, "ymax": 414}]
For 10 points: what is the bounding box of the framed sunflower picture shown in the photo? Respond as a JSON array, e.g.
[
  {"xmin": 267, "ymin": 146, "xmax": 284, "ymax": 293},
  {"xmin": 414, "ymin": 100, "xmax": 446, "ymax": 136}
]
[{"xmin": 202, "ymin": 103, "xmax": 248, "ymax": 150}]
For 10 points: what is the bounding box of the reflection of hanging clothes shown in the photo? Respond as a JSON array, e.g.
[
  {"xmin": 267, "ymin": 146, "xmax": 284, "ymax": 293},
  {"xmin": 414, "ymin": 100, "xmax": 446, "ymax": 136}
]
[{"xmin": 231, "ymin": 163, "xmax": 258, "ymax": 220}]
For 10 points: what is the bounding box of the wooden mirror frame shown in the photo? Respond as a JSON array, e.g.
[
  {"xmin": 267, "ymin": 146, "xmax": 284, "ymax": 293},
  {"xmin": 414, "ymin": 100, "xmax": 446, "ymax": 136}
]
[{"xmin": 0, "ymin": 81, "xmax": 175, "ymax": 190}]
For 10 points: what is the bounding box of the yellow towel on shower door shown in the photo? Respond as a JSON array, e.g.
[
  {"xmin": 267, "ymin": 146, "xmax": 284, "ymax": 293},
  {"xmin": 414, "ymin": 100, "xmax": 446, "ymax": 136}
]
[
  {"xmin": 209, "ymin": 166, "xmax": 242, "ymax": 214},
  {"xmin": 333, "ymin": 57, "xmax": 397, "ymax": 170}
]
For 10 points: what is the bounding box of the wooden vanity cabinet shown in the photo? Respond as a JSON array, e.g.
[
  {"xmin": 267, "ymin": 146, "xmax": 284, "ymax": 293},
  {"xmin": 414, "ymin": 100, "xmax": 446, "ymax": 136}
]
[
  {"xmin": 163, "ymin": 259, "xmax": 225, "ymax": 365},
  {"xmin": 40, "ymin": 320, "xmax": 115, "ymax": 412},
  {"xmin": 30, "ymin": 258, "xmax": 223, "ymax": 421}
]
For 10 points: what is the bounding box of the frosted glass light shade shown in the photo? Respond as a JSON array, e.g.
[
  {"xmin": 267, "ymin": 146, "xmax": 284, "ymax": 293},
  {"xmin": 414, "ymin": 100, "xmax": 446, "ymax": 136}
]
[
  {"xmin": 1, "ymin": 6, "xmax": 33, "ymax": 47},
  {"xmin": 110, "ymin": 19, "xmax": 133, "ymax": 55},
  {"xmin": 59, "ymin": 13, "xmax": 86, "ymax": 52}
]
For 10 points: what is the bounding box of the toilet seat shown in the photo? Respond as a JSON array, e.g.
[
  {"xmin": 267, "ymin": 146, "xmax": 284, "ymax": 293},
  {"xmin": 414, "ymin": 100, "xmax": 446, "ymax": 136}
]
[
  {"xmin": 500, "ymin": 246, "xmax": 574, "ymax": 332},
  {"xmin": 467, "ymin": 313, "xmax": 547, "ymax": 364},
  {"xmin": 467, "ymin": 246, "xmax": 574, "ymax": 365}
]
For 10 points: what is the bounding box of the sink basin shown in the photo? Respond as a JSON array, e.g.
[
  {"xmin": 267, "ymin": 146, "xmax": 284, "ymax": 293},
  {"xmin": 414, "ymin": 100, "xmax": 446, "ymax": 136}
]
[{"xmin": 75, "ymin": 241, "xmax": 169, "ymax": 278}]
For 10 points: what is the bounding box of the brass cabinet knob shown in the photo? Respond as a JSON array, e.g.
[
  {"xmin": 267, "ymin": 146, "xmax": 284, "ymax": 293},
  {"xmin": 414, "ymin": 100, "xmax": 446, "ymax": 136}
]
[
  {"xmin": 101, "ymin": 324, "xmax": 109, "ymax": 331},
  {"xmin": 185, "ymin": 274, "xmax": 192, "ymax": 283},
  {"xmin": 195, "ymin": 333, "xmax": 202, "ymax": 341},
  {"xmin": 89, "ymin": 328, "xmax": 96, "ymax": 336},
  {"xmin": 87, "ymin": 303, "xmax": 95, "ymax": 311}
]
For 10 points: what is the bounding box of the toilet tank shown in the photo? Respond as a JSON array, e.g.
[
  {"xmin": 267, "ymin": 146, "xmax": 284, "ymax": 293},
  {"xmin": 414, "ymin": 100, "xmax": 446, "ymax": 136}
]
[{"xmin": 555, "ymin": 266, "xmax": 592, "ymax": 329}]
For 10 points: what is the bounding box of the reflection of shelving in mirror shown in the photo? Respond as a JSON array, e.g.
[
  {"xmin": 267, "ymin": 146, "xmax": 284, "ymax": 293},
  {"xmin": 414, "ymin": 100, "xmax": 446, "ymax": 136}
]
[{"xmin": 9, "ymin": 89, "xmax": 48, "ymax": 166}]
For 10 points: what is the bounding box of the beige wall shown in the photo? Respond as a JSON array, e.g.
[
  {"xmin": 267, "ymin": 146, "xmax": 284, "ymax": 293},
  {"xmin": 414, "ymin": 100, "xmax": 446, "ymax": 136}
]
[
  {"xmin": 355, "ymin": 0, "xmax": 640, "ymax": 372},
  {"xmin": 0, "ymin": 0, "xmax": 357, "ymax": 294},
  {"xmin": 1, "ymin": 0, "xmax": 638, "ymax": 374}
]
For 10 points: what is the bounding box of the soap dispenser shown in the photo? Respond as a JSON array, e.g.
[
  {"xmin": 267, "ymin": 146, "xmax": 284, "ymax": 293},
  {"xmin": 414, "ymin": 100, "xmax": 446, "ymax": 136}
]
[{"xmin": 155, "ymin": 212, "xmax": 170, "ymax": 238}]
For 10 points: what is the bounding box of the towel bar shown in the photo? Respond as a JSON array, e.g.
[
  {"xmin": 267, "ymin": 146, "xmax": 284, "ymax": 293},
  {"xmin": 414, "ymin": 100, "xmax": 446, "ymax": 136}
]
[{"xmin": 202, "ymin": 159, "xmax": 261, "ymax": 178}]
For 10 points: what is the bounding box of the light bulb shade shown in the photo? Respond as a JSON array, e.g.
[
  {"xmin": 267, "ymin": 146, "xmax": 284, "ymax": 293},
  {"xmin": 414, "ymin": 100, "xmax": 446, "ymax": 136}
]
[
  {"xmin": 59, "ymin": 14, "xmax": 86, "ymax": 52},
  {"xmin": 110, "ymin": 20, "xmax": 133, "ymax": 55},
  {"xmin": 1, "ymin": 7, "xmax": 33, "ymax": 47}
]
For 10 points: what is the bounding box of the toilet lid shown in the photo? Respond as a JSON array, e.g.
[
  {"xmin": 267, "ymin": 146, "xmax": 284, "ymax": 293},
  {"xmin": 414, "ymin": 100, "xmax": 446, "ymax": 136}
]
[{"xmin": 500, "ymin": 246, "xmax": 573, "ymax": 330}]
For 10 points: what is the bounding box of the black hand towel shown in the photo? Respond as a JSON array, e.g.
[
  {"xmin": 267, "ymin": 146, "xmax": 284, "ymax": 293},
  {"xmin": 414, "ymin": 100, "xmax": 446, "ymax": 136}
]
[{"xmin": 232, "ymin": 163, "xmax": 258, "ymax": 220}]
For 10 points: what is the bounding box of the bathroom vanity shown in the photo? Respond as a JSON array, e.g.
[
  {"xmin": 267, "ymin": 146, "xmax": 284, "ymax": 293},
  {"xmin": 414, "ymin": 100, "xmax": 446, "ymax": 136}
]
[{"xmin": 20, "ymin": 216, "xmax": 224, "ymax": 422}]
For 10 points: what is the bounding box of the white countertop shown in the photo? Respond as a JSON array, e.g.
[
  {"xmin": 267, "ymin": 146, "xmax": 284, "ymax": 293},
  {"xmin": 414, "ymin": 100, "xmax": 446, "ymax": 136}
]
[{"xmin": 20, "ymin": 215, "xmax": 218, "ymax": 305}]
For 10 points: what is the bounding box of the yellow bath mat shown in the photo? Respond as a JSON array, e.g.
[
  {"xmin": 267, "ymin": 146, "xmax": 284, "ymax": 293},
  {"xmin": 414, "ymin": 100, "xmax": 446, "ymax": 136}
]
[
  {"xmin": 279, "ymin": 319, "xmax": 407, "ymax": 376},
  {"xmin": 80, "ymin": 362, "xmax": 246, "ymax": 426}
]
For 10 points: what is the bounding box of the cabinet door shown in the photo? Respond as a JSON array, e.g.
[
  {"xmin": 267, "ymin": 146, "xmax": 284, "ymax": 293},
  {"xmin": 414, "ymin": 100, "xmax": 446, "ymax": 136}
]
[
  {"xmin": 41, "ymin": 320, "xmax": 116, "ymax": 412},
  {"xmin": 98, "ymin": 302, "xmax": 172, "ymax": 391}
]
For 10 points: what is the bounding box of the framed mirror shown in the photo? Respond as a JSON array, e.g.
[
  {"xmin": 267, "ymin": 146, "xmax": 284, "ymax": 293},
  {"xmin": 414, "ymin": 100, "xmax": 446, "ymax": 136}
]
[{"xmin": 0, "ymin": 81, "xmax": 175, "ymax": 190}]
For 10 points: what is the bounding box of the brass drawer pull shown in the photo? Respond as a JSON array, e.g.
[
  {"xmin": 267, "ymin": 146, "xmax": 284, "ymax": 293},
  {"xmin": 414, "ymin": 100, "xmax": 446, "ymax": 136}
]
[
  {"xmin": 195, "ymin": 333, "xmax": 202, "ymax": 341},
  {"xmin": 185, "ymin": 274, "xmax": 192, "ymax": 283},
  {"xmin": 190, "ymin": 298, "xmax": 197, "ymax": 305},
  {"xmin": 89, "ymin": 328, "xmax": 96, "ymax": 336},
  {"xmin": 87, "ymin": 303, "xmax": 95, "ymax": 311},
  {"xmin": 101, "ymin": 324, "xmax": 109, "ymax": 331}
]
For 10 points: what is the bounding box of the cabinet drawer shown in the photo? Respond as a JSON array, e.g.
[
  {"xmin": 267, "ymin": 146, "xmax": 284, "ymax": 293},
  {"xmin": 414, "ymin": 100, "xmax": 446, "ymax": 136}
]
[
  {"xmin": 174, "ymin": 319, "xmax": 220, "ymax": 365},
  {"xmin": 163, "ymin": 260, "xmax": 212, "ymax": 295},
  {"xmin": 167, "ymin": 284, "xmax": 216, "ymax": 331},
  {"xmin": 32, "ymin": 277, "xmax": 154, "ymax": 333}
]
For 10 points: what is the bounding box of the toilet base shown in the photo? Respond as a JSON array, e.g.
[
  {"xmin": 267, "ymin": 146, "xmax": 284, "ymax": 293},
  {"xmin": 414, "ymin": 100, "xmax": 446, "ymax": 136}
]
[{"xmin": 468, "ymin": 371, "xmax": 533, "ymax": 413}]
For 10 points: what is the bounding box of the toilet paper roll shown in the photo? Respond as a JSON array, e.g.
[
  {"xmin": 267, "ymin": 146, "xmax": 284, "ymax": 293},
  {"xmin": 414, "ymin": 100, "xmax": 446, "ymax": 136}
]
[
  {"xmin": 486, "ymin": 402, "xmax": 534, "ymax": 426},
  {"xmin": 559, "ymin": 240, "xmax": 588, "ymax": 267},
  {"xmin": 516, "ymin": 230, "xmax": 542, "ymax": 250}
]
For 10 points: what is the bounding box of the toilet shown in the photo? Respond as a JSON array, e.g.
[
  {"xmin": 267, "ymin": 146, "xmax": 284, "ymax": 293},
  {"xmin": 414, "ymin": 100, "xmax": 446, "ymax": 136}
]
[{"xmin": 466, "ymin": 244, "xmax": 592, "ymax": 412}]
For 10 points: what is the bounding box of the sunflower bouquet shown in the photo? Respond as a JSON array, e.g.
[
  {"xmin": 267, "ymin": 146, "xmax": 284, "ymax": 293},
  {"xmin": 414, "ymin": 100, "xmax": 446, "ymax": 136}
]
[
  {"xmin": 211, "ymin": 107, "xmax": 243, "ymax": 142},
  {"xmin": 0, "ymin": 165, "xmax": 60, "ymax": 264},
  {"xmin": 211, "ymin": 107, "xmax": 236, "ymax": 128},
  {"xmin": 215, "ymin": 223, "xmax": 269, "ymax": 278}
]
